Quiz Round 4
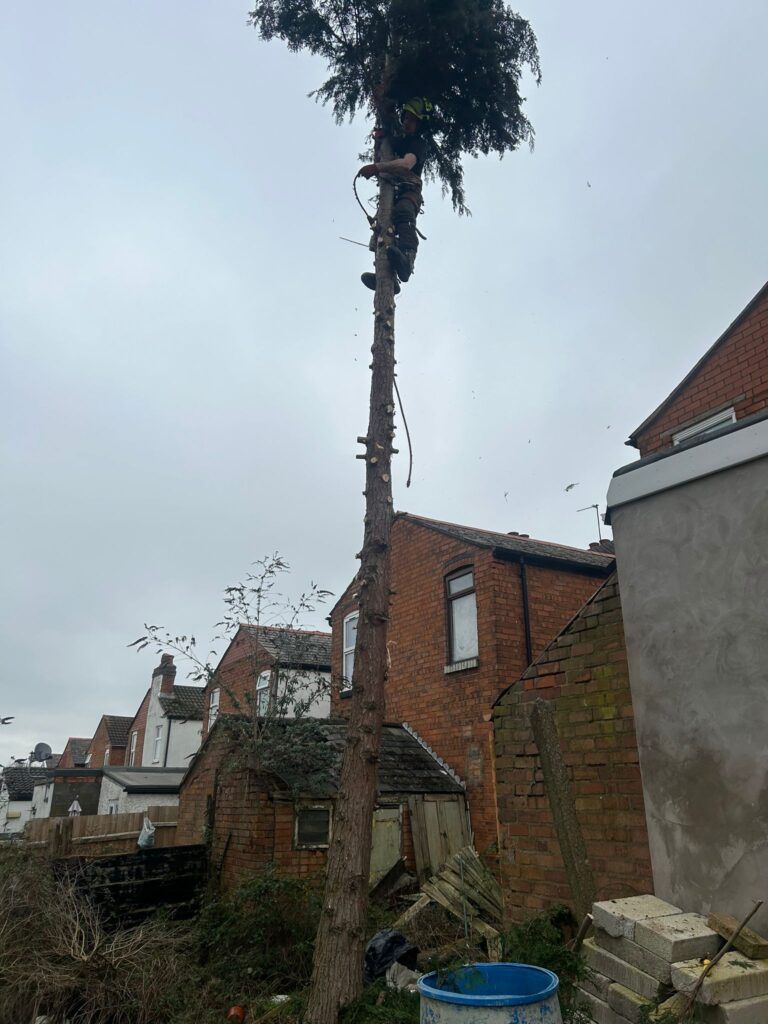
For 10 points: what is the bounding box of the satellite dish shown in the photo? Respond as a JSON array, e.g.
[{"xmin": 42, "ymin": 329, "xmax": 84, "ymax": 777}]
[{"xmin": 31, "ymin": 742, "xmax": 52, "ymax": 763}]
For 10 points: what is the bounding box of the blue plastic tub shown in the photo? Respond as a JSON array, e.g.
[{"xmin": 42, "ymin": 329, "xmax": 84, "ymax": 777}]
[{"xmin": 418, "ymin": 963, "xmax": 562, "ymax": 1024}]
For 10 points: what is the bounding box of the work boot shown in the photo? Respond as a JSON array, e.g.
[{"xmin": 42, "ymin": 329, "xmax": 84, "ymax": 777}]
[
  {"xmin": 361, "ymin": 272, "xmax": 400, "ymax": 294},
  {"xmin": 387, "ymin": 246, "xmax": 415, "ymax": 282}
]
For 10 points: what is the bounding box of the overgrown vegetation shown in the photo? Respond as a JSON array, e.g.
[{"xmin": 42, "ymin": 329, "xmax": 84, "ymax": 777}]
[
  {"xmin": 0, "ymin": 849, "xmax": 187, "ymax": 1024},
  {"xmin": 501, "ymin": 905, "xmax": 592, "ymax": 1024}
]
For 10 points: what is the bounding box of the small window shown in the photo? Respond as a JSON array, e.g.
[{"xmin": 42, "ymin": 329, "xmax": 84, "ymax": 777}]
[
  {"xmin": 152, "ymin": 725, "xmax": 163, "ymax": 763},
  {"xmin": 128, "ymin": 731, "xmax": 138, "ymax": 767},
  {"xmin": 208, "ymin": 687, "xmax": 220, "ymax": 729},
  {"xmin": 295, "ymin": 805, "xmax": 331, "ymax": 848},
  {"xmin": 256, "ymin": 670, "xmax": 271, "ymax": 715},
  {"xmin": 103, "ymin": 747, "xmax": 110, "ymax": 766},
  {"xmin": 43, "ymin": 784, "xmax": 52, "ymax": 803},
  {"xmin": 342, "ymin": 612, "xmax": 359, "ymax": 690},
  {"xmin": 446, "ymin": 569, "xmax": 478, "ymax": 664},
  {"xmin": 108, "ymin": 800, "xmax": 119, "ymax": 815},
  {"xmin": 673, "ymin": 407, "xmax": 735, "ymax": 445},
  {"xmin": 85, "ymin": 751, "xmax": 92, "ymax": 767}
]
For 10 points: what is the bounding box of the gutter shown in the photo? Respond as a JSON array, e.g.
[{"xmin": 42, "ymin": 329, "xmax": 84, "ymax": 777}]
[{"xmin": 491, "ymin": 546, "xmax": 613, "ymax": 578}]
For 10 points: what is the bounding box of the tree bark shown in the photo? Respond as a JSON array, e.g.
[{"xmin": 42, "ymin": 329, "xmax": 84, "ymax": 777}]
[{"xmin": 305, "ymin": 139, "xmax": 398, "ymax": 1024}]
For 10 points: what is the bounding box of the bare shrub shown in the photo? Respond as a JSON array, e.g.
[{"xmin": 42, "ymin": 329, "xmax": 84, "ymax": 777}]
[{"xmin": 0, "ymin": 849, "xmax": 188, "ymax": 1024}]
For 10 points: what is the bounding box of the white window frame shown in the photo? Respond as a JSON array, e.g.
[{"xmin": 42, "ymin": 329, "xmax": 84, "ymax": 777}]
[
  {"xmin": 108, "ymin": 800, "xmax": 120, "ymax": 815},
  {"xmin": 256, "ymin": 670, "xmax": 272, "ymax": 716},
  {"xmin": 208, "ymin": 687, "xmax": 220, "ymax": 729},
  {"xmin": 673, "ymin": 407, "xmax": 735, "ymax": 445},
  {"xmin": 446, "ymin": 567, "xmax": 479, "ymax": 666},
  {"xmin": 85, "ymin": 751, "xmax": 92, "ymax": 767},
  {"xmin": 342, "ymin": 611, "xmax": 359, "ymax": 691},
  {"xmin": 152, "ymin": 725, "xmax": 163, "ymax": 764},
  {"xmin": 128, "ymin": 731, "xmax": 138, "ymax": 767},
  {"xmin": 103, "ymin": 747, "xmax": 110, "ymax": 766}
]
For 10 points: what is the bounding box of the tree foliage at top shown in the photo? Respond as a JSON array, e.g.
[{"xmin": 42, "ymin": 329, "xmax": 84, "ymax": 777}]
[{"xmin": 249, "ymin": 0, "xmax": 540, "ymax": 211}]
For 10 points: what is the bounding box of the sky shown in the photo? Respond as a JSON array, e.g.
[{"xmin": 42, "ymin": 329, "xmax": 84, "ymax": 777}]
[{"xmin": 2, "ymin": 1, "xmax": 767, "ymax": 766}]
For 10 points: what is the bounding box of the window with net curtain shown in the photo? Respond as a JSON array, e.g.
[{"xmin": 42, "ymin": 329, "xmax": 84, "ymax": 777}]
[
  {"xmin": 342, "ymin": 612, "xmax": 358, "ymax": 690},
  {"xmin": 446, "ymin": 568, "xmax": 478, "ymax": 663}
]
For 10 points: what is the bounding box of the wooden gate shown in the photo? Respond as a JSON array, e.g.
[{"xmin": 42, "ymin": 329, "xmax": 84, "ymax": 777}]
[{"xmin": 408, "ymin": 793, "xmax": 470, "ymax": 883}]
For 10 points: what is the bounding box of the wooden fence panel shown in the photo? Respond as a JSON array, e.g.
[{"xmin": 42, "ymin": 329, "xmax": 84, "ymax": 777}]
[{"xmin": 23, "ymin": 806, "xmax": 179, "ymax": 858}]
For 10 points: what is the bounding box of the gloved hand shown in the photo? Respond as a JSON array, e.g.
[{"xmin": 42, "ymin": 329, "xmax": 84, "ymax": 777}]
[{"xmin": 358, "ymin": 163, "xmax": 379, "ymax": 179}]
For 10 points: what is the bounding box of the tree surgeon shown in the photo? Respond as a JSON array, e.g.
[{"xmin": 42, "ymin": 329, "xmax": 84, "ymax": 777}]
[{"xmin": 358, "ymin": 97, "xmax": 432, "ymax": 292}]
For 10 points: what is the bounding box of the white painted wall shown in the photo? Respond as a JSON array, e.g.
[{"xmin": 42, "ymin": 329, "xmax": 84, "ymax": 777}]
[
  {"xmin": 141, "ymin": 674, "xmax": 203, "ymax": 767},
  {"xmin": 30, "ymin": 782, "xmax": 53, "ymax": 820},
  {"xmin": 96, "ymin": 776, "xmax": 180, "ymax": 816},
  {"xmin": 1, "ymin": 794, "xmax": 33, "ymax": 833}
]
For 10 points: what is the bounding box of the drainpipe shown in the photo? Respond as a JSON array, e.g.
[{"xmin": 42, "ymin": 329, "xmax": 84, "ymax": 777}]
[
  {"xmin": 519, "ymin": 556, "xmax": 533, "ymax": 667},
  {"xmin": 163, "ymin": 718, "xmax": 172, "ymax": 767}
]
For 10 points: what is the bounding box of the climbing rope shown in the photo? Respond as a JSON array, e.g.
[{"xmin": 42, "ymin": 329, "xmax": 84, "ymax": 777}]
[{"xmin": 393, "ymin": 374, "xmax": 413, "ymax": 489}]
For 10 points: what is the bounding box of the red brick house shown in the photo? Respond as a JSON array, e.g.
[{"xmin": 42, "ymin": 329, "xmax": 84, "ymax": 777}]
[
  {"xmin": 85, "ymin": 715, "xmax": 134, "ymax": 768},
  {"xmin": 58, "ymin": 737, "xmax": 91, "ymax": 769},
  {"xmin": 330, "ymin": 513, "xmax": 614, "ymax": 857},
  {"xmin": 201, "ymin": 625, "xmax": 332, "ymax": 742},
  {"xmin": 492, "ymin": 573, "xmax": 653, "ymax": 920},
  {"xmin": 176, "ymin": 716, "xmax": 467, "ymax": 892},
  {"xmin": 628, "ymin": 279, "xmax": 768, "ymax": 456}
]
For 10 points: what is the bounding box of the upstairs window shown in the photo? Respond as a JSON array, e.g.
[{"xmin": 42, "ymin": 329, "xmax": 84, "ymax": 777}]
[
  {"xmin": 128, "ymin": 731, "xmax": 138, "ymax": 767},
  {"xmin": 152, "ymin": 725, "xmax": 163, "ymax": 764},
  {"xmin": 295, "ymin": 805, "xmax": 331, "ymax": 848},
  {"xmin": 256, "ymin": 670, "xmax": 271, "ymax": 715},
  {"xmin": 342, "ymin": 612, "xmax": 359, "ymax": 690},
  {"xmin": 673, "ymin": 407, "xmax": 735, "ymax": 445},
  {"xmin": 208, "ymin": 687, "xmax": 220, "ymax": 729},
  {"xmin": 446, "ymin": 568, "xmax": 478, "ymax": 664},
  {"xmin": 104, "ymin": 747, "xmax": 110, "ymax": 766}
]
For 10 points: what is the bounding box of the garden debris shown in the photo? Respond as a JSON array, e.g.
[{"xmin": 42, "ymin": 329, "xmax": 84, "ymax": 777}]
[
  {"xmin": 386, "ymin": 961, "xmax": 422, "ymax": 993},
  {"xmin": 708, "ymin": 912, "xmax": 768, "ymax": 959},
  {"xmin": 364, "ymin": 928, "xmax": 419, "ymax": 983},
  {"xmin": 393, "ymin": 846, "xmax": 503, "ymax": 959}
]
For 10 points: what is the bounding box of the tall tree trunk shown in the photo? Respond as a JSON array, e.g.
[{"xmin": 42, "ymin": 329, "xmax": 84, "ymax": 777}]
[{"xmin": 306, "ymin": 140, "xmax": 398, "ymax": 1024}]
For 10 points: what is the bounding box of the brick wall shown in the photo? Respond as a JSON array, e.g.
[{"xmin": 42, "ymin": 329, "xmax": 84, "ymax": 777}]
[
  {"xmin": 201, "ymin": 633, "xmax": 273, "ymax": 743},
  {"xmin": 178, "ymin": 727, "xmax": 417, "ymax": 891},
  {"xmin": 126, "ymin": 690, "xmax": 150, "ymax": 767},
  {"xmin": 86, "ymin": 719, "xmax": 126, "ymax": 769},
  {"xmin": 331, "ymin": 516, "xmax": 609, "ymax": 856},
  {"xmin": 492, "ymin": 573, "xmax": 653, "ymax": 921},
  {"xmin": 58, "ymin": 738, "xmax": 90, "ymax": 769},
  {"xmin": 634, "ymin": 286, "xmax": 768, "ymax": 456}
]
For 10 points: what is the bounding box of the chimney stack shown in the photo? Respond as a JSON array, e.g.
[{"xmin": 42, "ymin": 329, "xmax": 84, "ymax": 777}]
[{"xmin": 153, "ymin": 653, "xmax": 177, "ymax": 695}]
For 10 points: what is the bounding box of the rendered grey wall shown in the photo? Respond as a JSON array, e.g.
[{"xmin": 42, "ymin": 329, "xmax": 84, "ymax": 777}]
[{"xmin": 612, "ymin": 455, "xmax": 768, "ymax": 932}]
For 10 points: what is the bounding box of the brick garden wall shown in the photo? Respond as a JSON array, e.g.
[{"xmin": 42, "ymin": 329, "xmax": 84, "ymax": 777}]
[
  {"xmin": 331, "ymin": 516, "xmax": 609, "ymax": 857},
  {"xmin": 492, "ymin": 573, "xmax": 653, "ymax": 921},
  {"xmin": 635, "ymin": 286, "xmax": 768, "ymax": 456}
]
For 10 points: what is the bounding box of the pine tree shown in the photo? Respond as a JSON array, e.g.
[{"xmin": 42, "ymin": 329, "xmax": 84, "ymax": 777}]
[{"xmin": 248, "ymin": 4, "xmax": 540, "ymax": 1021}]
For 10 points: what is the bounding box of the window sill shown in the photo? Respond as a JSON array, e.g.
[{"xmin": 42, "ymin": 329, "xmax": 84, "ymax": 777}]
[
  {"xmin": 444, "ymin": 657, "xmax": 479, "ymax": 674},
  {"xmin": 340, "ymin": 689, "xmax": 353, "ymax": 700}
]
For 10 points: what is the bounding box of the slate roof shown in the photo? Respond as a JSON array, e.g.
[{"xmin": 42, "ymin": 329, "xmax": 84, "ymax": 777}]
[
  {"xmin": 2, "ymin": 766, "xmax": 50, "ymax": 801},
  {"xmin": 103, "ymin": 767, "xmax": 186, "ymax": 794},
  {"xmin": 159, "ymin": 684, "xmax": 206, "ymax": 720},
  {"xmin": 243, "ymin": 625, "xmax": 332, "ymax": 669},
  {"xmin": 63, "ymin": 738, "xmax": 91, "ymax": 766},
  {"xmin": 627, "ymin": 279, "xmax": 768, "ymax": 446},
  {"xmin": 397, "ymin": 513, "xmax": 614, "ymax": 573},
  {"xmin": 204, "ymin": 718, "xmax": 464, "ymax": 798},
  {"xmin": 104, "ymin": 716, "xmax": 134, "ymax": 747}
]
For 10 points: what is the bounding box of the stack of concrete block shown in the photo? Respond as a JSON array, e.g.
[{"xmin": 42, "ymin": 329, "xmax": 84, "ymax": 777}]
[{"xmin": 577, "ymin": 895, "xmax": 723, "ymax": 1023}]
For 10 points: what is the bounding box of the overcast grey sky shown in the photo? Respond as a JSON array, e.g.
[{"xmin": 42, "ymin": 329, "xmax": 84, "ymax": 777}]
[{"xmin": 2, "ymin": 2, "xmax": 766, "ymax": 765}]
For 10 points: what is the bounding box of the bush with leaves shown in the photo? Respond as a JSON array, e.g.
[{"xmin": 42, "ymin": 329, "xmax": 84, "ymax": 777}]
[
  {"xmin": 501, "ymin": 905, "xmax": 592, "ymax": 1024},
  {"xmin": 193, "ymin": 868, "xmax": 323, "ymax": 997}
]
